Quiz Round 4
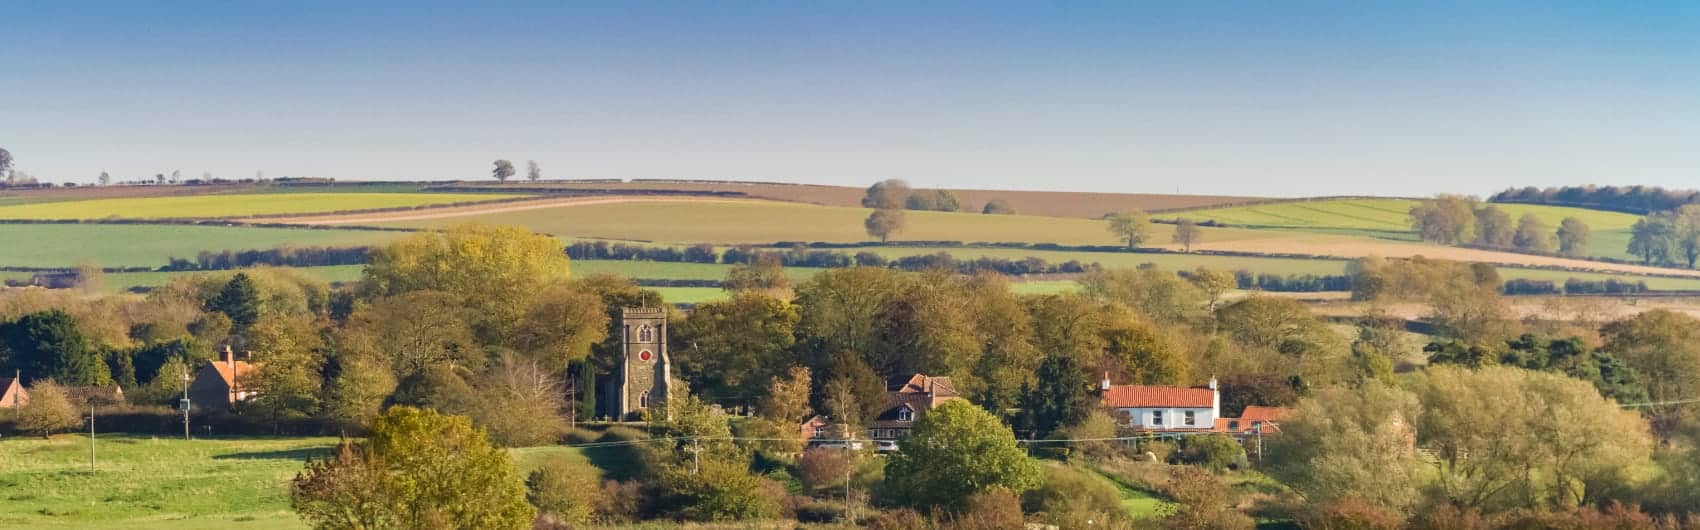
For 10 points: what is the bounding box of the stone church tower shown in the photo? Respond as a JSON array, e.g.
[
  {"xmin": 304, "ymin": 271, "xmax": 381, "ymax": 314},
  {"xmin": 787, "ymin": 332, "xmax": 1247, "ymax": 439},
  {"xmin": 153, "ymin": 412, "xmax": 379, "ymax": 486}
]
[{"xmin": 616, "ymin": 307, "xmax": 671, "ymax": 420}]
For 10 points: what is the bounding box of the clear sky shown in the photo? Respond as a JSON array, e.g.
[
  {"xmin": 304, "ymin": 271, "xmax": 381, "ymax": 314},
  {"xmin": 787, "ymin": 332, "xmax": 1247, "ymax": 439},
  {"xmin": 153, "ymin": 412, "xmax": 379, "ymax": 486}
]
[{"xmin": 3, "ymin": 1, "xmax": 1696, "ymax": 197}]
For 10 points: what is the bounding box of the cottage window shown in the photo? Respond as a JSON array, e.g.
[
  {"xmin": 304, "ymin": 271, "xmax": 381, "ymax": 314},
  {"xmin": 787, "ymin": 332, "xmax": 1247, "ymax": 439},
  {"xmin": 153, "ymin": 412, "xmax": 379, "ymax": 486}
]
[
  {"xmin": 814, "ymin": 427, "xmax": 825, "ymax": 437},
  {"xmin": 1228, "ymin": 420, "xmax": 1240, "ymax": 431},
  {"xmin": 1184, "ymin": 411, "xmax": 1196, "ymax": 426},
  {"xmin": 897, "ymin": 407, "xmax": 913, "ymax": 421},
  {"xmin": 1251, "ymin": 421, "xmax": 1263, "ymax": 432},
  {"xmin": 1152, "ymin": 410, "xmax": 1164, "ymax": 426}
]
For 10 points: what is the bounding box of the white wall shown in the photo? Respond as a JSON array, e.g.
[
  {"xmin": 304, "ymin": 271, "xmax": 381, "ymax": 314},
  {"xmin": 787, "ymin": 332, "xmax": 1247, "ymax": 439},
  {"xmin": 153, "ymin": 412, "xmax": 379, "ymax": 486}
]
[{"xmin": 1116, "ymin": 406, "xmax": 1217, "ymax": 429}]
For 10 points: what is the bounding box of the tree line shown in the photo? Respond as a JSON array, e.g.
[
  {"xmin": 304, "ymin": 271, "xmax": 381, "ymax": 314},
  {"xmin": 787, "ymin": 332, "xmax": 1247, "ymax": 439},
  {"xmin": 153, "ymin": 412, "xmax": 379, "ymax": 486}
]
[
  {"xmin": 1493, "ymin": 184, "xmax": 1700, "ymax": 214},
  {"xmin": 1409, "ymin": 195, "xmax": 1592, "ymax": 257}
]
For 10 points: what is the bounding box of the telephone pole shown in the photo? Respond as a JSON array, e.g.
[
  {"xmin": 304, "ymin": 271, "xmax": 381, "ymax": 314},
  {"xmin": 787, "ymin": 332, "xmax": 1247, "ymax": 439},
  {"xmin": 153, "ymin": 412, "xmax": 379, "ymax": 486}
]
[
  {"xmin": 88, "ymin": 402, "xmax": 96, "ymax": 472},
  {"xmin": 181, "ymin": 366, "xmax": 192, "ymax": 441}
]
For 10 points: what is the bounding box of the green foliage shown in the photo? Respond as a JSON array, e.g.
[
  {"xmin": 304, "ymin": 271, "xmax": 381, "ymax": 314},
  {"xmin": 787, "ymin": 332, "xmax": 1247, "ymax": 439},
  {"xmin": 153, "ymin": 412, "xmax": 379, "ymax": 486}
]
[
  {"xmin": 207, "ymin": 272, "xmax": 261, "ymax": 333},
  {"xmin": 17, "ymin": 379, "xmax": 81, "ymax": 437},
  {"xmin": 1409, "ymin": 195, "xmax": 1479, "ymax": 244},
  {"xmin": 862, "ymin": 179, "xmax": 912, "ymax": 209},
  {"xmin": 1473, "ymin": 206, "xmax": 1514, "ymax": 247},
  {"xmin": 657, "ymin": 456, "xmax": 781, "ymax": 521},
  {"xmin": 1161, "ymin": 466, "xmax": 1254, "ymax": 530},
  {"xmin": 1080, "ymin": 267, "xmax": 1206, "ymax": 323},
  {"xmin": 674, "ymin": 292, "xmax": 799, "ymax": 405},
  {"xmin": 1023, "ymin": 464, "xmax": 1130, "ymax": 527},
  {"xmin": 242, "ymin": 315, "xmax": 324, "ymax": 430},
  {"xmin": 1266, "ymin": 381, "xmax": 1425, "ymax": 513},
  {"xmin": 491, "ymin": 159, "xmax": 516, "ymax": 182},
  {"xmin": 526, "ymin": 456, "xmax": 603, "ymax": 525},
  {"xmin": 1600, "ymin": 310, "xmax": 1700, "ymax": 429},
  {"xmin": 1, "ymin": 309, "xmax": 109, "ymax": 386},
  {"xmin": 1512, "ymin": 213, "xmax": 1556, "ymax": 252},
  {"xmin": 291, "ymin": 406, "xmax": 534, "ymax": 529},
  {"xmin": 1178, "ymin": 435, "xmax": 1245, "ymax": 473},
  {"xmin": 1427, "ymin": 334, "xmax": 1648, "ymax": 404},
  {"xmin": 1016, "ymin": 354, "xmax": 1094, "ymax": 440},
  {"xmin": 320, "ymin": 354, "xmax": 395, "ymax": 430},
  {"xmin": 511, "ymin": 284, "xmax": 608, "ymax": 372},
  {"xmin": 339, "ymin": 290, "xmax": 482, "ymax": 379},
  {"xmin": 362, "ymin": 223, "xmax": 572, "ymax": 341},
  {"xmin": 884, "ymin": 400, "xmax": 1041, "ymax": 512},
  {"xmin": 1556, "ymin": 217, "xmax": 1591, "ymax": 257}
]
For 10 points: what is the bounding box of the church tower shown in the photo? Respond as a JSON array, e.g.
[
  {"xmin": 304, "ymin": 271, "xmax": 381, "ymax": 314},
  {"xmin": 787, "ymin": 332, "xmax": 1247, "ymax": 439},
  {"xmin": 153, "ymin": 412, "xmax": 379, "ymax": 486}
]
[{"xmin": 616, "ymin": 307, "xmax": 671, "ymax": 420}]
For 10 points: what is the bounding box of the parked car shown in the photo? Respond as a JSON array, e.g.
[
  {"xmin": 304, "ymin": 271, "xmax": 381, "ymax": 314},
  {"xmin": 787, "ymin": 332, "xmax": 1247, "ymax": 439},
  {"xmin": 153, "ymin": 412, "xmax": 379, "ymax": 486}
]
[{"xmin": 875, "ymin": 440, "xmax": 899, "ymax": 454}]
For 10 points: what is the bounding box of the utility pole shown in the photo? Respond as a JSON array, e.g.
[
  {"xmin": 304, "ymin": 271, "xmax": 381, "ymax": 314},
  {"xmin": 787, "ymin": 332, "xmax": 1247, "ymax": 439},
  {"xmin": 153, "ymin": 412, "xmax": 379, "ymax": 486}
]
[
  {"xmin": 181, "ymin": 366, "xmax": 192, "ymax": 441},
  {"xmin": 89, "ymin": 402, "xmax": 96, "ymax": 472},
  {"xmin": 844, "ymin": 430, "xmax": 854, "ymax": 524},
  {"xmin": 690, "ymin": 437, "xmax": 701, "ymax": 475}
]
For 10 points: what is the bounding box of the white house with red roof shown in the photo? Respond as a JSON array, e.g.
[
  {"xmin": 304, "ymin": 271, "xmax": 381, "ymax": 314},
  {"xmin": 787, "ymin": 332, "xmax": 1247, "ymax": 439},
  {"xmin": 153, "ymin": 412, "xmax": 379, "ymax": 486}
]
[{"xmin": 1099, "ymin": 374, "xmax": 1220, "ymax": 431}]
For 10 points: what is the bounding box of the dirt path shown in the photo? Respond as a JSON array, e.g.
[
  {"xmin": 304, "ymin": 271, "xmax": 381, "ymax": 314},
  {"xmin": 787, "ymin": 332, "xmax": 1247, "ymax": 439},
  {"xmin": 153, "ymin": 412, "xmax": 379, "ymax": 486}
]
[{"xmin": 248, "ymin": 195, "xmax": 760, "ymax": 225}]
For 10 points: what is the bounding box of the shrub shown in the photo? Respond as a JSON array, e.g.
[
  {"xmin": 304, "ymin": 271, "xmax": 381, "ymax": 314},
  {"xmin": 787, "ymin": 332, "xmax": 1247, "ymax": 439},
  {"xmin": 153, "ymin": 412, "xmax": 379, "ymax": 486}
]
[
  {"xmin": 867, "ymin": 508, "xmax": 937, "ymax": 530},
  {"xmin": 591, "ymin": 480, "xmax": 643, "ymax": 524},
  {"xmin": 941, "ymin": 489, "xmax": 1025, "ymax": 529},
  {"xmin": 1179, "ymin": 434, "xmax": 1245, "ymax": 472},
  {"xmin": 1292, "ymin": 497, "xmax": 1405, "ymax": 530},
  {"xmin": 799, "ymin": 448, "xmax": 854, "ymax": 495},
  {"xmin": 1023, "ymin": 464, "xmax": 1128, "ymax": 526},
  {"xmin": 525, "ymin": 457, "xmax": 603, "ymax": 525},
  {"xmin": 657, "ymin": 457, "xmax": 781, "ymax": 521},
  {"xmin": 1163, "ymin": 466, "xmax": 1254, "ymax": 530},
  {"xmin": 793, "ymin": 499, "xmax": 846, "ymax": 523},
  {"xmin": 18, "ymin": 379, "xmax": 81, "ymax": 438},
  {"xmin": 1140, "ymin": 439, "xmax": 1178, "ymax": 463}
]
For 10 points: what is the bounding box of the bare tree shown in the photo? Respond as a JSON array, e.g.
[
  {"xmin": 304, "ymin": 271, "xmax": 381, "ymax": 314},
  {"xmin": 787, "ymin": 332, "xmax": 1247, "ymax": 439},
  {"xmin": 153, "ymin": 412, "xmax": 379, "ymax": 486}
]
[
  {"xmin": 0, "ymin": 147, "xmax": 12, "ymax": 178},
  {"xmin": 526, "ymin": 160, "xmax": 542, "ymax": 182},
  {"xmin": 98, "ymin": 172, "xmax": 111, "ymax": 186},
  {"xmin": 170, "ymin": 170, "xmax": 181, "ymax": 184},
  {"xmin": 1172, "ymin": 218, "xmax": 1202, "ymax": 252},
  {"xmin": 492, "ymin": 160, "xmax": 516, "ymax": 183},
  {"xmin": 1106, "ymin": 210, "xmax": 1151, "ymax": 249}
]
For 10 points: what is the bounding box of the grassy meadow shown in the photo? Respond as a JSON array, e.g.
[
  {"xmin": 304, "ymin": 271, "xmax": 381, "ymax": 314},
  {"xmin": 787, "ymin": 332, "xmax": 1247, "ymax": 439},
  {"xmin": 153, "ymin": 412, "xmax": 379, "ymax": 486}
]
[
  {"xmin": 0, "ymin": 224, "xmax": 403, "ymax": 268},
  {"xmin": 0, "ymin": 193, "xmax": 527, "ymax": 220}
]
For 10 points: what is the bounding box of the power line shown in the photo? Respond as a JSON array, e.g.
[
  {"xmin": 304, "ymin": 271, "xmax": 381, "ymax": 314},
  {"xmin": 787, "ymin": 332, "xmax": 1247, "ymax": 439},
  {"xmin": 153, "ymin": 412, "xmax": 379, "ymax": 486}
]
[{"xmin": 1619, "ymin": 397, "xmax": 1700, "ymax": 408}]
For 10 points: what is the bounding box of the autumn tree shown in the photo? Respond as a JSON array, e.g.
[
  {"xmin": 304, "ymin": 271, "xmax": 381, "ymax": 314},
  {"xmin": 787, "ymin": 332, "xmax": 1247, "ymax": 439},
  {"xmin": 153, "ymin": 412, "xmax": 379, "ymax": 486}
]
[
  {"xmin": 821, "ymin": 350, "xmax": 885, "ymax": 427},
  {"xmin": 242, "ymin": 315, "xmax": 323, "ymax": 431},
  {"xmin": 1409, "ymin": 195, "xmax": 1478, "ymax": 244},
  {"xmin": 862, "ymin": 179, "xmax": 912, "ymax": 209},
  {"xmin": 1675, "ymin": 204, "xmax": 1700, "ymax": 268},
  {"xmin": 1099, "ymin": 307, "xmax": 1189, "ymax": 385},
  {"xmin": 473, "ymin": 354, "xmax": 570, "ymax": 447},
  {"xmin": 1473, "ymin": 206, "xmax": 1514, "ymax": 248},
  {"xmin": 363, "ymin": 223, "xmax": 571, "ymax": 341},
  {"xmin": 884, "ymin": 400, "xmax": 1041, "ymax": 512},
  {"xmin": 794, "ymin": 267, "xmax": 905, "ymax": 358},
  {"xmin": 1189, "ymin": 267, "xmax": 1236, "ymax": 312},
  {"xmin": 512, "ymin": 285, "xmax": 608, "ymax": 372},
  {"xmin": 526, "ymin": 160, "xmax": 542, "ymax": 182},
  {"xmin": 1266, "ymin": 381, "xmax": 1425, "ymax": 513},
  {"xmin": 17, "ymin": 379, "xmax": 81, "ymax": 438},
  {"xmin": 673, "ymin": 292, "xmax": 798, "ymax": 405},
  {"xmin": 320, "ymin": 354, "xmax": 395, "ymax": 430},
  {"xmin": 1627, "ymin": 215, "xmax": 1675, "ymax": 265},
  {"xmin": 1078, "ymin": 267, "xmax": 1206, "ymax": 323},
  {"xmin": 526, "ymin": 456, "xmax": 602, "ymax": 525},
  {"xmin": 491, "ymin": 159, "xmax": 516, "ymax": 182},
  {"xmin": 1419, "ymin": 365, "xmax": 1652, "ymax": 511},
  {"xmin": 864, "ymin": 208, "xmax": 907, "ymax": 243},
  {"xmin": 1600, "ymin": 309, "xmax": 1700, "ymax": 431},
  {"xmin": 292, "ymin": 406, "xmax": 534, "ymax": 529},
  {"xmin": 1172, "ymin": 218, "xmax": 1202, "ymax": 252},
  {"xmin": 340, "ymin": 291, "xmax": 481, "ymax": 379},
  {"xmin": 1512, "ymin": 213, "xmax": 1555, "ymax": 253},
  {"xmin": 723, "ymin": 253, "xmax": 790, "ymax": 295},
  {"xmin": 1105, "ymin": 210, "xmax": 1151, "ymax": 249},
  {"xmin": 981, "ymin": 199, "xmax": 1015, "ymax": 215},
  {"xmin": 1556, "ymin": 217, "xmax": 1591, "ymax": 257}
]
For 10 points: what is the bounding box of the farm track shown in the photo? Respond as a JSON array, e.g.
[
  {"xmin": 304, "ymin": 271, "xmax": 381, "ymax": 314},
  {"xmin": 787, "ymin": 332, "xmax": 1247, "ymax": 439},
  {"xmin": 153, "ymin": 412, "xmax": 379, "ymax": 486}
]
[
  {"xmin": 1197, "ymin": 236, "xmax": 1700, "ymax": 279},
  {"xmin": 247, "ymin": 195, "xmax": 761, "ymax": 225}
]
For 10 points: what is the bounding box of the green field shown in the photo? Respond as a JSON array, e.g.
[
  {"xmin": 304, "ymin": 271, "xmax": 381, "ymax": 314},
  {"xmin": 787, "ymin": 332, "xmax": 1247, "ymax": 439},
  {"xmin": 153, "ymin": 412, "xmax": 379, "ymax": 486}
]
[
  {"xmin": 0, "ymin": 224, "xmax": 403, "ymax": 268},
  {"xmin": 379, "ymin": 199, "xmax": 1280, "ymax": 247},
  {"xmin": 0, "ymin": 434, "xmax": 589, "ymax": 530},
  {"xmin": 0, "ymin": 193, "xmax": 528, "ymax": 220}
]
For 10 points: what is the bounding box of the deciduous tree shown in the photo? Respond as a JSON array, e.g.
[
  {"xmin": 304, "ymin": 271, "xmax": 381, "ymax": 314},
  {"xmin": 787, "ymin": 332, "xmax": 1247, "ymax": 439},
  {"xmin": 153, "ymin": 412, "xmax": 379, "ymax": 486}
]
[
  {"xmin": 291, "ymin": 406, "xmax": 534, "ymax": 529},
  {"xmin": 492, "ymin": 159, "xmax": 516, "ymax": 182},
  {"xmin": 363, "ymin": 223, "xmax": 571, "ymax": 341},
  {"xmin": 1556, "ymin": 217, "xmax": 1591, "ymax": 257},
  {"xmin": 1016, "ymin": 354, "xmax": 1094, "ymax": 439},
  {"xmin": 1473, "ymin": 206, "xmax": 1514, "ymax": 248},
  {"xmin": 526, "ymin": 160, "xmax": 542, "ymax": 182},
  {"xmin": 17, "ymin": 379, "xmax": 81, "ymax": 438},
  {"xmin": 981, "ymin": 199, "xmax": 1015, "ymax": 215},
  {"xmin": 1105, "ymin": 210, "xmax": 1151, "ymax": 249},
  {"xmin": 673, "ymin": 292, "xmax": 797, "ymax": 405},
  {"xmin": 1172, "ymin": 218, "xmax": 1202, "ymax": 252},
  {"xmin": 1628, "ymin": 215, "xmax": 1675, "ymax": 265},
  {"xmin": 1266, "ymin": 381, "xmax": 1424, "ymax": 512},
  {"xmin": 1409, "ymin": 195, "xmax": 1478, "ymax": 244},
  {"xmin": 1512, "ymin": 213, "xmax": 1555, "ymax": 253},
  {"xmin": 340, "ymin": 290, "xmax": 481, "ymax": 378},
  {"xmin": 884, "ymin": 400, "xmax": 1041, "ymax": 511},
  {"xmin": 864, "ymin": 208, "xmax": 906, "ymax": 243},
  {"xmin": 862, "ymin": 179, "xmax": 912, "ymax": 209}
]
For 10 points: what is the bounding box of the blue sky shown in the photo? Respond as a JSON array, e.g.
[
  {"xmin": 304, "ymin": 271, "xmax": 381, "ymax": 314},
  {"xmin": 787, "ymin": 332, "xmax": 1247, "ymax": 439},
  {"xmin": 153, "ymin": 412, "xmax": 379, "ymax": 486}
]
[{"xmin": 2, "ymin": 1, "xmax": 1696, "ymax": 197}]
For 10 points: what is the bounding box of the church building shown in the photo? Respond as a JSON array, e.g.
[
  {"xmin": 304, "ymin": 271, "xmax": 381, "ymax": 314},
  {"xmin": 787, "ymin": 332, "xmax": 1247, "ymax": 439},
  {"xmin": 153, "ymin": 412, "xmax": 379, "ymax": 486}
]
[{"xmin": 611, "ymin": 306, "xmax": 672, "ymax": 420}]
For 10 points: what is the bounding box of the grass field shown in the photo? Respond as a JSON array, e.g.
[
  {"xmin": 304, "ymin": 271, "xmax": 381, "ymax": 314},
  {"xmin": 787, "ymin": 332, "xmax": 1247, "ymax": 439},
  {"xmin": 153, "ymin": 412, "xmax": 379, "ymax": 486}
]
[
  {"xmin": 0, "ymin": 224, "xmax": 403, "ymax": 268},
  {"xmin": 1171, "ymin": 198, "xmax": 1644, "ymax": 259},
  {"xmin": 0, "ymin": 193, "xmax": 528, "ymax": 220},
  {"xmin": 375, "ymin": 199, "xmax": 1281, "ymax": 247},
  {"xmin": 0, "ymin": 434, "xmax": 593, "ymax": 530}
]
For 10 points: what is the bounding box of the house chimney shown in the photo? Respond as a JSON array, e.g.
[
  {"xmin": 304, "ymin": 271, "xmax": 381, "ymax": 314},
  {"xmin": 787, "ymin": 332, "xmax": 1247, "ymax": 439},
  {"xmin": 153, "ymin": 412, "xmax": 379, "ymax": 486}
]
[
  {"xmin": 1100, "ymin": 372, "xmax": 1111, "ymax": 392},
  {"xmin": 1208, "ymin": 376, "xmax": 1218, "ymax": 391},
  {"xmin": 224, "ymin": 345, "xmax": 236, "ymax": 371}
]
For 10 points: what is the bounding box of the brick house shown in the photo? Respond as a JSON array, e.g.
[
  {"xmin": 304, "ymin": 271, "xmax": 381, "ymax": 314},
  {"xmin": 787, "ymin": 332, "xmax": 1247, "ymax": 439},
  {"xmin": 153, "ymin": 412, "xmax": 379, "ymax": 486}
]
[
  {"xmin": 868, "ymin": 374, "xmax": 960, "ymax": 441},
  {"xmin": 189, "ymin": 346, "xmax": 258, "ymax": 413}
]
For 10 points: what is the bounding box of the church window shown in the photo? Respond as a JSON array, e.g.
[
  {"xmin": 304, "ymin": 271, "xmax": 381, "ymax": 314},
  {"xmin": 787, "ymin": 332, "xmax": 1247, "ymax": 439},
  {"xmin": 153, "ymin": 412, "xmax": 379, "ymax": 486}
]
[
  {"xmin": 639, "ymin": 391, "xmax": 650, "ymax": 408},
  {"xmin": 638, "ymin": 325, "xmax": 653, "ymax": 342}
]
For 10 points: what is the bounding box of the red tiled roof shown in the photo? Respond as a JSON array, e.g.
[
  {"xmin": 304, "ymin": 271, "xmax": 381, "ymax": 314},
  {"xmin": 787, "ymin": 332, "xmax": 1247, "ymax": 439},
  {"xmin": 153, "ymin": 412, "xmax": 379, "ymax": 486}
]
[
  {"xmin": 1238, "ymin": 406, "xmax": 1291, "ymax": 423},
  {"xmin": 1102, "ymin": 385, "xmax": 1215, "ymax": 408},
  {"xmin": 212, "ymin": 360, "xmax": 257, "ymax": 387}
]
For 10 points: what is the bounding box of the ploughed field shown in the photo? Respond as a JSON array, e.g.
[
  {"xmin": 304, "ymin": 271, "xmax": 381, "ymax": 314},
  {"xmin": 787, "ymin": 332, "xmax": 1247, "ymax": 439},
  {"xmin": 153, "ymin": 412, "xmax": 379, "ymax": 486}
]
[{"xmin": 0, "ymin": 192, "xmax": 527, "ymax": 220}]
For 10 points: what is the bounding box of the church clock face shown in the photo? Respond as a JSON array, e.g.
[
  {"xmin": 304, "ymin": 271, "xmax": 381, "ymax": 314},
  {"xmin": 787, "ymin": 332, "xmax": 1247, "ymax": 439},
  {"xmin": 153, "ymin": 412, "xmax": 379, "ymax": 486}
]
[{"xmin": 639, "ymin": 350, "xmax": 653, "ymax": 362}]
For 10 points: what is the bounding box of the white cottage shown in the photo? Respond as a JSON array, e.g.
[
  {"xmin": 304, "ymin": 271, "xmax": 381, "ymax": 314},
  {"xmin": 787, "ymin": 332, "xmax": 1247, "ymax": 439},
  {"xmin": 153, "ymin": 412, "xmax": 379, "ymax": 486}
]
[{"xmin": 1100, "ymin": 374, "xmax": 1220, "ymax": 431}]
